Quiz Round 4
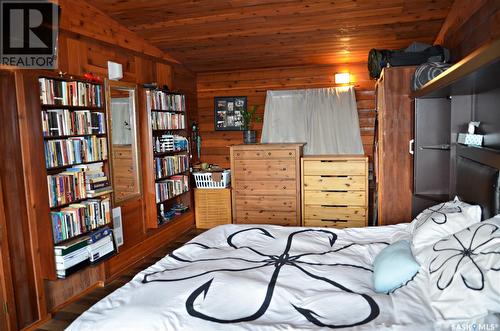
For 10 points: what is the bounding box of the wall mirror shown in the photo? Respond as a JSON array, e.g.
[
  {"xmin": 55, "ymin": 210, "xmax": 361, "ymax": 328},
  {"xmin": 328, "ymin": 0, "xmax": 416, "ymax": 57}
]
[{"xmin": 106, "ymin": 80, "xmax": 142, "ymax": 204}]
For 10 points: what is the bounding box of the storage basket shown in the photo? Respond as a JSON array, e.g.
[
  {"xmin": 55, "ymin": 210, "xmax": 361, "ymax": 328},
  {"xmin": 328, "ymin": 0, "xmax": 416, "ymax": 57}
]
[{"xmin": 193, "ymin": 170, "xmax": 231, "ymax": 189}]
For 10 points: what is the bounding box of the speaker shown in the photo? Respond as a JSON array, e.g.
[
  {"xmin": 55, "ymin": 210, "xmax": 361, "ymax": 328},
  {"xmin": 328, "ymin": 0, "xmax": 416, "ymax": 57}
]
[{"xmin": 112, "ymin": 207, "xmax": 124, "ymax": 248}]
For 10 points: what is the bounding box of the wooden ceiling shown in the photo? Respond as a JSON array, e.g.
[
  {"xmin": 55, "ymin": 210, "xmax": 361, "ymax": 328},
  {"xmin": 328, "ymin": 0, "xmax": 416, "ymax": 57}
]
[{"xmin": 87, "ymin": 0, "xmax": 454, "ymax": 72}]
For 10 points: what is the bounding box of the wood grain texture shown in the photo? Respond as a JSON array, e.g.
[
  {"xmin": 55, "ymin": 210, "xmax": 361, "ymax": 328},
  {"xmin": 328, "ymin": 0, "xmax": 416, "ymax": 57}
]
[
  {"xmin": 375, "ymin": 67, "xmax": 415, "ymax": 225},
  {"xmin": 435, "ymin": 0, "xmax": 500, "ymax": 62},
  {"xmin": 87, "ymin": 0, "xmax": 453, "ymax": 72},
  {"xmin": 230, "ymin": 144, "xmax": 303, "ymax": 226},
  {"xmin": 194, "ymin": 189, "xmax": 232, "ymax": 229},
  {"xmin": 0, "ymin": 70, "xmax": 40, "ymax": 329},
  {"xmin": 196, "ymin": 63, "xmax": 376, "ymax": 168}
]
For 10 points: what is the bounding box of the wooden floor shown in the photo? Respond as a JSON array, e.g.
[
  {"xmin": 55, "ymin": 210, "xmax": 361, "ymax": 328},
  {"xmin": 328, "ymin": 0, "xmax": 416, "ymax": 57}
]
[{"xmin": 35, "ymin": 228, "xmax": 204, "ymax": 331}]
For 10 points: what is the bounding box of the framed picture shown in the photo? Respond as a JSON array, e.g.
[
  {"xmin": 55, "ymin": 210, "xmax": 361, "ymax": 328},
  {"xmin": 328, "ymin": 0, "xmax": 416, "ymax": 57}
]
[{"xmin": 214, "ymin": 96, "xmax": 247, "ymax": 131}]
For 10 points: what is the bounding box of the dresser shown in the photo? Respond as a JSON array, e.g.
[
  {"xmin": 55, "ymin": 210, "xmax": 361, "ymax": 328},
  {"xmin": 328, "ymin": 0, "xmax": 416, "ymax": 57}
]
[
  {"xmin": 230, "ymin": 144, "xmax": 303, "ymax": 226},
  {"xmin": 302, "ymin": 155, "xmax": 368, "ymax": 228}
]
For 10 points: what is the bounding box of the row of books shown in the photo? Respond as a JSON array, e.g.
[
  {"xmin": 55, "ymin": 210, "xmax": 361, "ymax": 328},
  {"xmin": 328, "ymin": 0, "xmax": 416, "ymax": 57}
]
[
  {"xmin": 146, "ymin": 90, "xmax": 185, "ymax": 112},
  {"xmin": 44, "ymin": 136, "xmax": 108, "ymax": 168},
  {"xmin": 47, "ymin": 163, "xmax": 111, "ymax": 207},
  {"xmin": 51, "ymin": 198, "xmax": 111, "ymax": 243},
  {"xmin": 151, "ymin": 111, "xmax": 185, "ymax": 130},
  {"xmin": 155, "ymin": 175, "xmax": 189, "ymax": 203},
  {"xmin": 54, "ymin": 227, "xmax": 115, "ymax": 278},
  {"xmin": 41, "ymin": 109, "xmax": 106, "ymax": 137},
  {"xmin": 153, "ymin": 134, "xmax": 189, "ymax": 154},
  {"xmin": 154, "ymin": 154, "xmax": 189, "ymax": 179},
  {"xmin": 39, "ymin": 78, "xmax": 103, "ymax": 107}
]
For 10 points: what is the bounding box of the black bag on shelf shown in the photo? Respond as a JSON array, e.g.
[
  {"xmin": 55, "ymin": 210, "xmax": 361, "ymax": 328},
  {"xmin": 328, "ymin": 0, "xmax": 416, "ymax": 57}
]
[
  {"xmin": 368, "ymin": 45, "xmax": 449, "ymax": 79},
  {"xmin": 411, "ymin": 62, "xmax": 452, "ymax": 91}
]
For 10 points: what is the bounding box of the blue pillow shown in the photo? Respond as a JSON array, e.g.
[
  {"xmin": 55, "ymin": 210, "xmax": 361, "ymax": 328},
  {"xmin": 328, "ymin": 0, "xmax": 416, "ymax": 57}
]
[{"xmin": 373, "ymin": 240, "xmax": 420, "ymax": 293}]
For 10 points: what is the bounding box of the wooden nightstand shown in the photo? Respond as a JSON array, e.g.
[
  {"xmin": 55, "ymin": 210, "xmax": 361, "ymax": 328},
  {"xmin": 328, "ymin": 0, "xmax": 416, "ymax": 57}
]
[{"xmin": 301, "ymin": 155, "xmax": 368, "ymax": 228}]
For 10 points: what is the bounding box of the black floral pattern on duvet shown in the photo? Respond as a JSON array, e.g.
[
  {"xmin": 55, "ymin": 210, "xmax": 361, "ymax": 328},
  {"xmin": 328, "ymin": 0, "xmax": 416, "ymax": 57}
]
[
  {"xmin": 429, "ymin": 223, "xmax": 500, "ymax": 290},
  {"xmin": 142, "ymin": 228, "xmax": 386, "ymax": 329},
  {"xmin": 415, "ymin": 202, "xmax": 462, "ymax": 229}
]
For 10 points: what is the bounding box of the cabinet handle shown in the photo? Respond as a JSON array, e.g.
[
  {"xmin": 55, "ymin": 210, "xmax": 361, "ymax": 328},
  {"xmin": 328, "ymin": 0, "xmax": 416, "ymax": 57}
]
[
  {"xmin": 409, "ymin": 139, "xmax": 414, "ymax": 155},
  {"xmin": 320, "ymin": 205, "xmax": 348, "ymax": 208},
  {"xmin": 320, "ymin": 160, "xmax": 347, "ymax": 162},
  {"xmin": 321, "ymin": 219, "xmax": 348, "ymax": 223}
]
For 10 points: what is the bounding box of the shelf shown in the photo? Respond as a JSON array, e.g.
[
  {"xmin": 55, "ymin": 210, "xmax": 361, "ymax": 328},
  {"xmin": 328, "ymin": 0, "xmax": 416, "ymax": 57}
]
[
  {"xmin": 41, "ymin": 104, "xmax": 105, "ymax": 111},
  {"xmin": 151, "ymin": 109, "xmax": 185, "ymax": 113},
  {"xmin": 152, "ymin": 128, "xmax": 186, "ymax": 132},
  {"xmin": 456, "ymin": 144, "xmax": 500, "ymax": 169},
  {"xmin": 419, "ymin": 144, "xmax": 450, "ymax": 151},
  {"xmin": 53, "ymin": 222, "xmax": 112, "ymax": 246},
  {"xmin": 156, "ymin": 190, "xmax": 190, "ymax": 205},
  {"xmin": 44, "ymin": 133, "xmax": 106, "ymax": 140},
  {"xmin": 153, "ymin": 149, "xmax": 188, "ymax": 157},
  {"xmin": 414, "ymin": 193, "xmax": 450, "ymax": 203},
  {"xmin": 50, "ymin": 191, "xmax": 112, "ymax": 210},
  {"xmin": 46, "ymin": 159, "xmax": 108, "ymax": 172},
  {"xmin": 155, "ymin": 170, "xmax": 190, "ymax": 182},
  {"xmin": 411, "ymin": 38, "xmax": 500, "ymax": 99}
]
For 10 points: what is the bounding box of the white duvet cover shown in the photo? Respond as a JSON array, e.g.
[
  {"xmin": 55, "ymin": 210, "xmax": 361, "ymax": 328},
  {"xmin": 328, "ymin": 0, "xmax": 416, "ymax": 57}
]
[{"xmin": 67, "ymin": 224, "xmax": 499, "ymax": 331}]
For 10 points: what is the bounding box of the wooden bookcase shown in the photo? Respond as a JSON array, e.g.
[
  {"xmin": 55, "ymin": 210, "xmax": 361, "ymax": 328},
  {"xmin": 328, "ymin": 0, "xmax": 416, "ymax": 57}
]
[
  {"xmin": 39, "ymin": 75, "xmax": 113, "ymax": 247},
  {"xmin": 143, "ymin": 88, "xmax": 192, "ymax": 229}
]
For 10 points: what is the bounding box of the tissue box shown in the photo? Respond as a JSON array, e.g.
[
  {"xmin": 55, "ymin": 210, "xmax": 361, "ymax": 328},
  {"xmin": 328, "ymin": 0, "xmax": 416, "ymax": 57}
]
[{"xmin": 458, "ymin": 133, "xmax": 483, "ymax": 146}]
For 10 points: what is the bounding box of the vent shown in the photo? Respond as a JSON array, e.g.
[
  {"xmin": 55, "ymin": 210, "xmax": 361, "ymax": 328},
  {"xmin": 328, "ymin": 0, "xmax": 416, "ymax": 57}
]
[{"xmin": 112, "ymin": 207, "xmax": 124, "ymax": 248}]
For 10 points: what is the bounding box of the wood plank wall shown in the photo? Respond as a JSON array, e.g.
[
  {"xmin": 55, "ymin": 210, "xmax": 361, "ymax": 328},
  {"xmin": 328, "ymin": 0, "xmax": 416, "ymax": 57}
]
[
  {"xmin": 435, "ymin": 0, "xmax": 500, "ymax": 61},
  {"xmin": 0, "ymin": 0, "xmax": 196, "ymax": 329},
  {"xmin": 196, "ymin": 63, "xmax": 375, "ymax": 168}
]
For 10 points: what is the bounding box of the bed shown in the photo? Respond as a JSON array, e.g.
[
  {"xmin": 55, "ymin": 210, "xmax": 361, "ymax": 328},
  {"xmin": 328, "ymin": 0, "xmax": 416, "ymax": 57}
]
[{"xmin": 67, "ymin": 148, "xmax": 500, "ymax": 331}]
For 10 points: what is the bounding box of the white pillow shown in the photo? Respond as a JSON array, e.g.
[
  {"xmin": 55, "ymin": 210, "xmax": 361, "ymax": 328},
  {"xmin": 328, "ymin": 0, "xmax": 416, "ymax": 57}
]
[
  {"xmin": 409, "ymin": 197, "xmax": 481, "ymax": 263},
  {"xmin": 421, "ymin": 215, "xmax": 500, "ymax": 319}
]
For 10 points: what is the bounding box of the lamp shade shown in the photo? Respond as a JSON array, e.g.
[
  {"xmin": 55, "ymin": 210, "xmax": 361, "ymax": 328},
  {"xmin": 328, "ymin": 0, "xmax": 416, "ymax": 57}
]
[{"xmin": 334, "ymin": 72, "xmax": 350, "ymax": 84}]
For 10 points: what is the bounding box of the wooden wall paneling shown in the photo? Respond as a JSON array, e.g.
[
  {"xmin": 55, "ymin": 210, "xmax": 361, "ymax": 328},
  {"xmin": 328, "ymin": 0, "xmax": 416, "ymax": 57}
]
[
  {"xmin": 0, "ymin": 70, "xmax": 39, "ymax": 328},
  {"xmin": 435, "ymin": 0, "xmax": 500, "ymax": 62},
  {"xmin": 196, "ymin": 63, "xmax": 376, "ymax": 168},
  {"xmin": 156, "ymin": 63, "xmax": 172, "ymax": 88},
  {"xmin": 0, "ymin": 176, "xmax": 17, "ymax": 331},
  {"xmin": 59, "ymin": 0, "xmax": 179, "ymax": 64},
  {"xmin": 44, "ymin": 264, "xmax": 105, "ymax": 312}
]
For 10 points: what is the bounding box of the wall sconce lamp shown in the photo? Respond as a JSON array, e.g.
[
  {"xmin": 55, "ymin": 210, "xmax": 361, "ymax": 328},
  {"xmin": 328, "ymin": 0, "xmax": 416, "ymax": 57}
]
[{"xmin": 334, "ymin": 72, "xmax": 350, "ymax": 85}]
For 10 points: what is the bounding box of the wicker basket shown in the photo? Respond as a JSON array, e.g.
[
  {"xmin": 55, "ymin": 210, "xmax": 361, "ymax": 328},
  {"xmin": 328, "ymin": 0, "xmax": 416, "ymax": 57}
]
[{"xmin": 193, "ymin": 170, "xmax": 231, "ymax": 189}]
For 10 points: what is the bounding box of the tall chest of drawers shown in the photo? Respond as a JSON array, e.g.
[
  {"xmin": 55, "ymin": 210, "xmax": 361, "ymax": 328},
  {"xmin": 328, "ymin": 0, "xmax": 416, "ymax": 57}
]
[
  {"xmin": 230, "ymin": 144, "xmax": 304, "ymax": 226},
  {"xmin": 302, "ymin": 155, "xmax": 368, "ymax": 228}
]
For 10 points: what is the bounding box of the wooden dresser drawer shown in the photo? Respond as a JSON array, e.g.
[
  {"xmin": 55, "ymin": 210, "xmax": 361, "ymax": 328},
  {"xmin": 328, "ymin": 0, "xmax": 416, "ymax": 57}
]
[
  {"xmin": 235, "ymin": 195, "xmax": 296, "ymax": 212},
  {"xmin": 304, "ymin": 205, "xmax": 366, "ymax": 220},
  {"xmin": 303, "ymin": 175, "xmax": 365, "ymax": 191},
  {"xmin": 303, "ymin": 160, "xmax": 365, "ymax": 176},
  {"xmin": 233, "ymin": 180, "xmax": 296, "ymax": 195},
  {"xmin": 236, "ymin": 210, "xmax": 297, "ymax": 226},
  {"xmin": 233, "ymin": 149, "xmax": 296, "ymax": 160},
  {"xmin": 303, "ymin": 218, "xmax": 366, "ymax": 228},
  {"xmin": 233, "ymin": 159, "xmax": 295, "ymax": 179},
  {"xmin": 304, "ymin": 191, "xmax": 366, "ymax": 206}
]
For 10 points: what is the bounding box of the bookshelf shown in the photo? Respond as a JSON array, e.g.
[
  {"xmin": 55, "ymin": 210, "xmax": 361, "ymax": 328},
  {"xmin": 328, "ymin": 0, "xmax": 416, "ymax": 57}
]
[
  {"xmin": 38, "ymin": 75, "xmax": 114, "ymax": 277},
  {"xmin": 145, "ymin": 89, "xmax": 191, "ymax": 228}
]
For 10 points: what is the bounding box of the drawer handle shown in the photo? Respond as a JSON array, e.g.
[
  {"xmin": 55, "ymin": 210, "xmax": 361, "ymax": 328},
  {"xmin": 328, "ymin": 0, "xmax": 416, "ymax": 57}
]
[
  {"xmin": 320, "ymin": 175, "xmax": 348, "ymax": 178},
  {"xmin": 321, "ymin": 190, "xmax": 348, "ymax": 193},
  {"xmin": 321, "ymin": 219, "xmax": 348, "ymax": 223},
  {"xmin": 320, "ymin": 204, "xmax": 348, "ymax": 208},
  {"xmin": 320, "ymin": 160, "xmax": 348, "ymax": 163}
]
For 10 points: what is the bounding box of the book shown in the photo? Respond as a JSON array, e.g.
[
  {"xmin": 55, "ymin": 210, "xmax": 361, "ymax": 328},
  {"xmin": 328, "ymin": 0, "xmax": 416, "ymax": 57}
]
[{"xmin": 39, "ymin": 78, "xmax": 102, "ymax": 107}]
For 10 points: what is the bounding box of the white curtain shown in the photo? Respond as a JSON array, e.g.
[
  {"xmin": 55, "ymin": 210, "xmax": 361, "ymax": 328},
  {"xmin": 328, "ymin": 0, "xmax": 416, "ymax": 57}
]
[{"xmin": 261, "ymin": 86, "xmax": 364, "ymax": 155}]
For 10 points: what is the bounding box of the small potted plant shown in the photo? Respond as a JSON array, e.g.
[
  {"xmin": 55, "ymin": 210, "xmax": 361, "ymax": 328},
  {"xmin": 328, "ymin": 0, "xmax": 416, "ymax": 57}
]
[{"xmin": 240, "ymin": 105, "xmax": 261, "ymax": 144}]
